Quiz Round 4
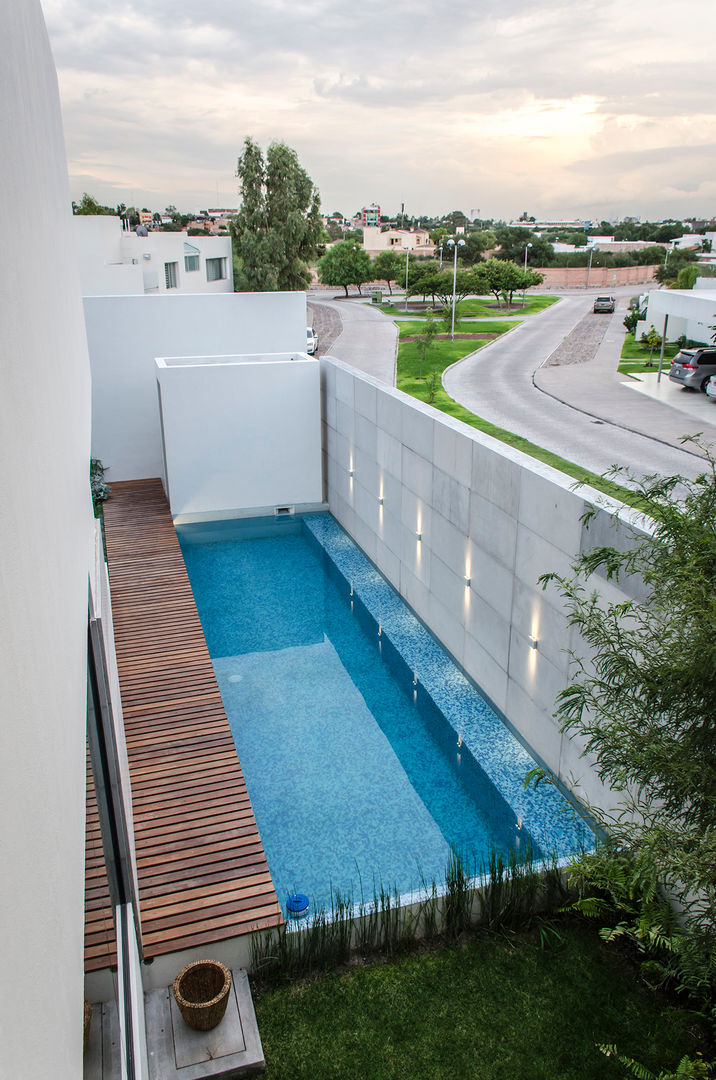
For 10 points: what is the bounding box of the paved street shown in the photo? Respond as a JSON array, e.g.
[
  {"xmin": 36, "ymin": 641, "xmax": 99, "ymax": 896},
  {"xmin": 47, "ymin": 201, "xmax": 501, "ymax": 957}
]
[
  {"xmin": 308, "ymin": 291, "xmax": 397, "ymax": 383},
  {"xmin": 444, "ymin": 288, "xmax": 716, "ymax": 483}
]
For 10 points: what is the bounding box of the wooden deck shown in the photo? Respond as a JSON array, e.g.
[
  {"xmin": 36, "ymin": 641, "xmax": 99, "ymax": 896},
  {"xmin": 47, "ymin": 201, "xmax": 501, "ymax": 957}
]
[{"xmin": 85, "ymin": 479, "xmax": 283, "ymax": 972}]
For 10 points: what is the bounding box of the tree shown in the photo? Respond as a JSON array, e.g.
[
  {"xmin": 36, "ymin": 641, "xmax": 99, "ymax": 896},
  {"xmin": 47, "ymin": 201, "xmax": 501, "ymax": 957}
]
[
  {"xmin": 372, "ymin": 251, "xmax": 402, "ymax": 295},
  {"xmin": 231, "ymin": 137, "xmax": 322, "ymax": 291},
  {"xmin": 72, "ymin": 192, "xmax": 116, "ymax": 215},
  {"xmin": 461, "ymin": 231, "xmax": 497, "ymax": 265},
  {"xmin": 408, "ymin": 267, "xmax": 486, "ymax": 312},
  {"xmin": 655, "ymin": 248, "xmax": 697, "ymax": 285},
  {"xmin": 481, "ymin": 258, "xmax": 538, "ymax": 307},
  {"xmin": 318, "ymin": 240, "xmax": 372, "ymax": 296},
  {"xmin": 641, "ymin": 326, "xmax": 663, "ymax": 365},
  {"xmin": 414, "ymin": 312, "xmax": 438, "ymax": 379},
  {"xmin": 540, "ymin": 455, "xmax": 716, "ymax": 1013}
]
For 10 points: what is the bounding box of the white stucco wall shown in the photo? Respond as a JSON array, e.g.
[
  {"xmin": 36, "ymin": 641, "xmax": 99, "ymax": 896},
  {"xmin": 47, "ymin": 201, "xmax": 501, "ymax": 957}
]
[
  {"xmin": 120, "ymin": 230, "xmax": 233, "ymax": 293},
  {"xmin": 1, "ymin": 3, "xmax": 95, "ymax": 1076},
  {"xmin": 156, "ymin": 354, "xmax": 323, "ymax": 519},
  {"xmin": 639, "ymin": 288, "xmax": 716, "ymax": 343},
  {"xmin": 87, "ymin": 291, "xmax": 307, "ymax": 481},
  {"xmin": 321, "ymin": 357, "xmax": 642, "ymax": 811},
  {"xmin": 73, "ymin": 215, "xmax": 234, "ymax": 294}
]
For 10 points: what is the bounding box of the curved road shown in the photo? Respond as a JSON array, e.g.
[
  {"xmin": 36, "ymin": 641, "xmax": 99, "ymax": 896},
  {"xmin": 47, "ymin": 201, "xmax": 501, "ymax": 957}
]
[{"xmin": 443, "ymin": 289, "xmax": 715, "ymax": 484}]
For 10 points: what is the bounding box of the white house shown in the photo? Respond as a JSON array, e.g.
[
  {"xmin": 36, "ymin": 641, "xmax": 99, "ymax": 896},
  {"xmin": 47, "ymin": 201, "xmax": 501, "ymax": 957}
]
[
  {"xmin": 4, "ymin": 9, "xmax": 660, "ymax": 1080},
  {"xmin": 636, "ymin": 288, "xmax": 716, "ymax": 344},
  {"xmin": 362, "ymin": 225, "xmax": 435, "ymax": 257},
  {"xmin": 73, "ymin": 215, "xmax": 234, "ymax": 295}
]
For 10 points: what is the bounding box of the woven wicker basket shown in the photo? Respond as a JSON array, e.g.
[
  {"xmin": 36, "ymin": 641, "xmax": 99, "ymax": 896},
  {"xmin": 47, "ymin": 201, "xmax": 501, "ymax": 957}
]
[{"xmin": 172, "ymin": 960, "xmax": 232, "ymax": 1031}]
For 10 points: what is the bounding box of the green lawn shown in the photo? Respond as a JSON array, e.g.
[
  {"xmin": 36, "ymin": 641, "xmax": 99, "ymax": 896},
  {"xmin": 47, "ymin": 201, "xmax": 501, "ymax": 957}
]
[
  {"xmin": 396, "ymin": 318, "xmax": 516, "ymax": 339},
  {"xmin": 619, "ymin": 332, "xmax": 680, "ymax": 375},
  {"xmin": 254, "ymin": 922, "xmax": 705, "ymax": 1080},
  {"xmin": 379, "ymin": 294, "xmax": 559, "ymax": 319},
  {"xmin": 396, "ymin": 332, "xmax": 646, "ymax": 510}
]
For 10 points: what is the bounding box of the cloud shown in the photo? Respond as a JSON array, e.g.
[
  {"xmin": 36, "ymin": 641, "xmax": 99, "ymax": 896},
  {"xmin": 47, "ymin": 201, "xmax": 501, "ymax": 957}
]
[{"xmin": 42, "ymin": 0, "xmax": 716, "ymax": 218}]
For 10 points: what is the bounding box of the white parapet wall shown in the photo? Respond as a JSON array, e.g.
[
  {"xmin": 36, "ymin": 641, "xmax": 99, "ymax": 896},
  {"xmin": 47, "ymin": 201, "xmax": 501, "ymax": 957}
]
[
  {"xmin": 156, "ymin": 353, "xmax": 323, "ymax": 520},
  {"xmin": 86, "ymin": 290, "xmax": 307, "ymax": 481},
  {"xmin": 321, "ymin": 356, "xmax": 644, "ymax": 809}
]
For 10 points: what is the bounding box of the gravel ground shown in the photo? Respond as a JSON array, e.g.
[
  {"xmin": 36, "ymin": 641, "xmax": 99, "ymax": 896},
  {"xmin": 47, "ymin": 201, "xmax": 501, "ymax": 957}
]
[
  {"xmin": 307, "ymin": 301, "xmax": 342, "ymax": 356},
  {"xmin": 544, "ymin": 311, "xmax": 611, "ymax": 366}
]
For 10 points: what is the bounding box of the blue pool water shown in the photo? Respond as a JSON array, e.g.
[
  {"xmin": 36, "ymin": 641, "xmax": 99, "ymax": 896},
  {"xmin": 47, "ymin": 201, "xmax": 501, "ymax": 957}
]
[{"xmin": 177, "ymin": 513, "xmax": 589, "ymax": 912}]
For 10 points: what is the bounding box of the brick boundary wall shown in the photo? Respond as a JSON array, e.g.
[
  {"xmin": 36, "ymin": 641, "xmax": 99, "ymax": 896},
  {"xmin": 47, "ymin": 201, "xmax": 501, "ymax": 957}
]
[{"xmin": 537, "ymin": 264, "xmax": 659, "ymax": 289}]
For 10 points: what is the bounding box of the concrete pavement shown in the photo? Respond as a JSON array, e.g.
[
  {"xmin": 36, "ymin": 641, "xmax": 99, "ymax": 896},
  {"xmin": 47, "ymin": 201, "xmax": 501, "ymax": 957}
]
[
  {"xmin": 534, "ymin": 294, "xmax": 716, "ymax": 461},
  {"xmin": 443, "ymin": 289, "xmax": 716, "ymax": 483},
  {"xmin": 307, "ymin": 292, "xmax": 397, "ymax": 384}
]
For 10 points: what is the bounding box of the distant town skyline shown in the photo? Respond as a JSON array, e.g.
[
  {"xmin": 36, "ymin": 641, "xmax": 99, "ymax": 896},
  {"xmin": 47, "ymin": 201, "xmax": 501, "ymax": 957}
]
[{"xmin": 43, "ymin": 0, "xmax": 716, "ymax": 222}]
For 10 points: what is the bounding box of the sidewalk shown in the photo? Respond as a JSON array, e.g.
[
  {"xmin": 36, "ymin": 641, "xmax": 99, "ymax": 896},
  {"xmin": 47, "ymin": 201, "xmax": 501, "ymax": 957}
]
[{"xmin": 534, "ymin": 305, "xmax": 716, "ymax": 459}]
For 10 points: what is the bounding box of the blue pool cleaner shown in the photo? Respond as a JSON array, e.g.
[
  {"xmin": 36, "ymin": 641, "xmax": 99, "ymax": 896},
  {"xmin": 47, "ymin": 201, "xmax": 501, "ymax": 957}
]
[{"xmin": 286, "ymin": 893, "xmax": 310, "ymax": 918}]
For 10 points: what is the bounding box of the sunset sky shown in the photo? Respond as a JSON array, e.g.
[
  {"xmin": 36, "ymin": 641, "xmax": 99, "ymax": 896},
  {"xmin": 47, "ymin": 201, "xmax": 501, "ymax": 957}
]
[{"xmin": 43, "ymin": 0, "xmax": 716, "ymax": 221}]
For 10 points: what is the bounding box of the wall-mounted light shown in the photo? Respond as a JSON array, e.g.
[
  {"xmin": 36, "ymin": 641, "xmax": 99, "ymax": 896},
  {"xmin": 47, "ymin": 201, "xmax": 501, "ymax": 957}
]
[
  {"xmin": 464, "ymin": 576, "xmax": 471, "ymax": 588},
  {"xmin": 528, "ymin": 635, "xmax": 539, "ymax": 651},
  {"xmin": 413, "ymin": 670, "xmax": 418, "ymax": 686},
  {"xmin": 416, "ymin": 531, "xmax": 422, "ymax": 541},
  {"xmin": 348, "ymin": 469, "xmax": 354, "ymax": 477},
  {"xmin": 378, "ymin": 496, "xmax": 384, "ymax": 505}
]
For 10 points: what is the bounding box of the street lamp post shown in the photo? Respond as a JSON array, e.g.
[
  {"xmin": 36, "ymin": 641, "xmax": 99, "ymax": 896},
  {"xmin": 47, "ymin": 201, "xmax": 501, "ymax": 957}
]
[
  {"xmin": 586, "ymin": 246, "xmax": 594, "ymax": 288},
  {"xmin": 446, "ymin": 238, "xmax": 465, "ymax": 342},
  {"xmin": 521, "ymin": 242, "xmax": 533, "ymax": 308},
  {"xmin": 403, "ymin": 244, "xmax": 410, "ymax": 313}
]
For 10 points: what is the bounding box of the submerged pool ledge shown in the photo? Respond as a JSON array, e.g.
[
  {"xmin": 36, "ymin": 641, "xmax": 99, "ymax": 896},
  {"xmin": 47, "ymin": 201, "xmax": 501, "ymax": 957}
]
[{"xmin": 303, "ymin": 514, "xmax": 592, "ymax": 859}]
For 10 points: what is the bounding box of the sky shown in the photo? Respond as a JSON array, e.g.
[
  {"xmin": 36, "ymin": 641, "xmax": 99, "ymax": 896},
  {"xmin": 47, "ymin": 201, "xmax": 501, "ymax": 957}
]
[{"xmin": 43, "ymin": 0, "xmax": 716, "ymax": 222}]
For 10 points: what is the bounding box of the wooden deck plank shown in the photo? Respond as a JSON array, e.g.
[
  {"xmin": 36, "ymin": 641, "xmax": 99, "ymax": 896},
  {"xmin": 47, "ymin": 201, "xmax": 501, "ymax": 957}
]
[{"xmin": 84, "ymin": 478, "xmax": 282, "ymax": 973}]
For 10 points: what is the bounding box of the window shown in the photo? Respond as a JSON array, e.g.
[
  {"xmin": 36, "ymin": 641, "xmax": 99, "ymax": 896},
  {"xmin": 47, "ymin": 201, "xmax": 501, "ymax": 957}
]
[
  {"xmin": 184, "ymin": 254, "xmax": 199, "ymax": 272},
  {"xmin": 164, "ymin": 261, "xmax": 178, "ymax": 289},
  {"xmin": 206, "ymin": 257, "xmax": 226, "ymax": 282}
]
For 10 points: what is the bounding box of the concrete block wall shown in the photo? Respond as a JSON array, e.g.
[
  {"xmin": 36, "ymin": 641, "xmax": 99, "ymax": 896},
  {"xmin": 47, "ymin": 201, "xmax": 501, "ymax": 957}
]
[{"xmin": 321, "ymin": 356, "xmax": 640, "ymax": 809}]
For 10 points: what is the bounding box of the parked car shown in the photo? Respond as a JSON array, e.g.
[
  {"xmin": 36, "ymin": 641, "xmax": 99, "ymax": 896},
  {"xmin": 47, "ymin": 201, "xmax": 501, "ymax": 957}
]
[
  {"xmin": 668, "ymin": 347, "xmax": 716, "ymax": 392},
  {"xmin": 705, "ymin": 375, "xmax": 716, "ymax": 401},
  {"xmin": 593, "ymin": 295, "xmax": 615, "ymax": 313},
  {"xmin": 306, "ymin": 327, "xmax": 318, "ymax": 355}
]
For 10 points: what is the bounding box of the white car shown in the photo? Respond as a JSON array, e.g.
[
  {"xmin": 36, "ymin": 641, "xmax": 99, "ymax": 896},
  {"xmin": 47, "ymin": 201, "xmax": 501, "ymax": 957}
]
[
  {"xmin": 705, "ymin": 375, "xmax": 716, "ymax": 401},
  {"xmin": 306, "ymin": 327, "xmax": 318, "ymax": 355}
]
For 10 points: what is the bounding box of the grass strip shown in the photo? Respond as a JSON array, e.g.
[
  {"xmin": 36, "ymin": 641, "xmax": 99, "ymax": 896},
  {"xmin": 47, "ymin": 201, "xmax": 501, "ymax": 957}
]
[
  {"xmin": 254, "ymin": 920, "xmax": 704, "ymax": 1080},
  {"xmin": 619, "ymin": 332, "xmax": 679, "ymax": 374},
  {"xmin": 380, "ymin": 294, "xmax": 559, "ymax": 319},
  {"xmin": 396, "ymin": 329, "xmax": 647, "ymax": 511}
]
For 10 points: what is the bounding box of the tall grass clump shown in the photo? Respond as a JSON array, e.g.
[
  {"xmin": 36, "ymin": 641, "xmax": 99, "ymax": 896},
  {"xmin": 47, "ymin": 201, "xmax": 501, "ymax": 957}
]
[{"xmin": 250, "ymin": 847, "xmax": 572, "ymax": 986}]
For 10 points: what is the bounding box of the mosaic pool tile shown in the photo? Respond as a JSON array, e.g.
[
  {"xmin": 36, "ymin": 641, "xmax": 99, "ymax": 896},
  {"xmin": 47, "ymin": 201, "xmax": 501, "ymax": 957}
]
[{"xmin": 304, "ymin": 514, "xmax": 591, "ymax": 858}]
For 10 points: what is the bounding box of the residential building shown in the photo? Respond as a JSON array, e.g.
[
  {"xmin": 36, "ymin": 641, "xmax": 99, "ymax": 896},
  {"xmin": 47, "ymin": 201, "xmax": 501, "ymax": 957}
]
[
  {"xmin": 635, "ymin": 288, "xmax": 716, "ymax": 344},
  {"xmin": 74, "ymin": 215, "xmax": 233, "ymax": 295},
  {"xmin": 361, "ymin": 203, "xmax": 381, "ymax": 227},
  {"xmin": 362, "ymin": 225, "xmax": 435, "ymax": 256}
]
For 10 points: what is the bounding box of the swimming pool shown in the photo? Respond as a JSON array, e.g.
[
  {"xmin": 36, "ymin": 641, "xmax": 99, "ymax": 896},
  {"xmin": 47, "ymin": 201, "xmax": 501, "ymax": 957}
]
[{"xmin": 177, "ymin": 513, "xmax": 589, "ymax": 913}]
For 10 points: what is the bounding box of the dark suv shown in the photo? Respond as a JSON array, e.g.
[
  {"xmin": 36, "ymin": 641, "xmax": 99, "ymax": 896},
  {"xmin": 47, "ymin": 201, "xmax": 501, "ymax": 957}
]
[{"xmin": 668, "ymin": 347, "xmax": 716, "ymax": 392}]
